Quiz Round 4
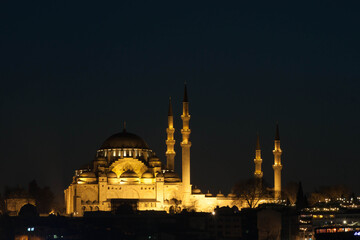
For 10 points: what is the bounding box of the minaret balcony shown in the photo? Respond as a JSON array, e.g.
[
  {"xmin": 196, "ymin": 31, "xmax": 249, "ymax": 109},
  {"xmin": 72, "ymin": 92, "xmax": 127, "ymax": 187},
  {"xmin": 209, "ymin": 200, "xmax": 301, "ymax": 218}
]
[{"xmin": 272, "ymin": 164, "xmax": 283, "ymax": 170}]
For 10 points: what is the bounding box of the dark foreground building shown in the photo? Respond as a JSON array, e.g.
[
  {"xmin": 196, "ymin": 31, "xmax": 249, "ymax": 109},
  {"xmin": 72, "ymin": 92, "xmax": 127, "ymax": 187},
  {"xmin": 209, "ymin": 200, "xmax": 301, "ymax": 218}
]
[
  {"xmin": 0, "ymin": 204, "xmax": 303, "ymax": 240},
  {"xmin": 315, "ymin": 226, "xmax": 360, "ymax": 240}
]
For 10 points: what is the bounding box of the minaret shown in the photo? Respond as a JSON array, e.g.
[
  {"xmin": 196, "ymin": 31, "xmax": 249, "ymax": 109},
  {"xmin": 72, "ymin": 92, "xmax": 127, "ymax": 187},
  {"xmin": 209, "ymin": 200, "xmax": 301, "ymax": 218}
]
[
  {"xmin": 181, "ymin": 83, "xmax": 192, "ymax": 201},
  {"xmin": 166, "ymin": 97, "xmax": 176, "ymax": 171},
  {"xmin": 272, "ymin": 123, "xmax": 283, "ymax": 199},
  {"xmin": 254, "ymin": 133, "xmax": 263, "ymax": 178}
]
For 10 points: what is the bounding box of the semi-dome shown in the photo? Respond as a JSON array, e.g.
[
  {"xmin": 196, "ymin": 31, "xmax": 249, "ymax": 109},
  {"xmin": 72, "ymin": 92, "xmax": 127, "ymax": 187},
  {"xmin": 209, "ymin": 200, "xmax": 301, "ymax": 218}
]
[
  {"xmin": 100, "ymin": 130, "xmax": 149, "ymax": 149},
  {"xmin": 120, "ymin": 170, "xmax": 139, "ymax": 178},
  {"xmin": 107, "ymin": 171, "xmax": 117, "ymax": 178},
  {"xmin": 80, "ymin": 172, "xmax": 96, "ymax": 178}
]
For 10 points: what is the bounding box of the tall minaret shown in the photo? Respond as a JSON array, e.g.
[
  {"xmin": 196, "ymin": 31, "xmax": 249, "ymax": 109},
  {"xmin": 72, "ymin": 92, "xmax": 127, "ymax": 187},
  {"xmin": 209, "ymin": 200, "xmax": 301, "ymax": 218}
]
[
  {"xmin": 273, "ymin": 123, "xmax": 283, "ymax": 199},
  {"xmin": 254, "ymin": 133, "xmax": 263, "ymax": 179},
  {"xmin": 166, "ymin": 97, "xmax": 176, "ymax": 171},
  {"xmin": 181, "ymin": 83, "xmax": 192, "ymax": 200}
]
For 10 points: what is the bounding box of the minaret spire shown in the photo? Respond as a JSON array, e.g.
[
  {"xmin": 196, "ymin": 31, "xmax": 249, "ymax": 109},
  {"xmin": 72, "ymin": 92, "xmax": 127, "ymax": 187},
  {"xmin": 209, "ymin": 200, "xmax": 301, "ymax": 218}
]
[
  {"xmin": 181, "ymin": 83, "xmax": 191, "ymax": 204},
  {"xmin": 166, "ymin": 97, "xmax": 176, "ymax": 171},
  {"xmin": 183, "ymin": 83, "xmax": 188, "ymax": 102},
  {"xmin": 168, "ymin": 97, "xmax": 173, "ymax": 116},
  {"xmin": 256, "ymin": 132, "xmax": 260, "ymax": 150},
  {"xmin": 275, "ymin": 122, "xmax": 280, "ymax": 140},
  {"xmin": 254, "ymin": 133, "xmax": 263, "ymax": 178},
  {"xmin": 273, "ymin": 122, "xmax": 283, "ymax": 199}
]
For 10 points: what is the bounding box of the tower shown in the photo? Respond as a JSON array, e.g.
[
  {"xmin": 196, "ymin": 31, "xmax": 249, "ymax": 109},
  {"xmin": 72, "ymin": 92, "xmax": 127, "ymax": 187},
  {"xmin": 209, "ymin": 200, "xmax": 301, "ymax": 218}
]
[
  {"xmin": 166, "ymin": 97, "xmax": 176, "ymax": 171},
  {"xmin": 254, "ymin": 133, "xmax": 263, "ymax": 178},
  {"xmin": 181, "ymin": 84, "xmax": 191, "ymax": 201},
  {"xmin": 272, "ymin": 123, "xmax": 282, "ymax": 199}
]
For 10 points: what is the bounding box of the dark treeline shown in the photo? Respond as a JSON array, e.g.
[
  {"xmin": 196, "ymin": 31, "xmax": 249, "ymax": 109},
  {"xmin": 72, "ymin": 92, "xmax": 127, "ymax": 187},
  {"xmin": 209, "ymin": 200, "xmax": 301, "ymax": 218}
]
[{"xmin": 0, "ymin": 180, "xmax": 64, "ymax": 215}]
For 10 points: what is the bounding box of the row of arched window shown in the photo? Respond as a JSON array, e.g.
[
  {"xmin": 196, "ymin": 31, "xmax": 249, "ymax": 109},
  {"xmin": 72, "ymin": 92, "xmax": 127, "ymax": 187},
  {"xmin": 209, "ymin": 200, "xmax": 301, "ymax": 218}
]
[{"xmin": 82, "ymin": 206, "xmax": 99, "ymax": 212}]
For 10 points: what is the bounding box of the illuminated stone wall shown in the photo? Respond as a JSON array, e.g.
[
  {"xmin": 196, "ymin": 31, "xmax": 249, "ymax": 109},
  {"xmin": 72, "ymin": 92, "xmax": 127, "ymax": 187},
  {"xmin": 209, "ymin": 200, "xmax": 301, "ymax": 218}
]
[{"xmin": 5, "ymin": 197, "xmax": 36, "ymax": 216}]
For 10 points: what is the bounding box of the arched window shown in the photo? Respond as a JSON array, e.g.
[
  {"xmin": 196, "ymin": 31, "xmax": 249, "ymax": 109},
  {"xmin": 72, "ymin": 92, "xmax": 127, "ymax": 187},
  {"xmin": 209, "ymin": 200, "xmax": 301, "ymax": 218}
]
[{"xmin": 169, "ymin": 206, "xmax": 175, "ymax": 214}]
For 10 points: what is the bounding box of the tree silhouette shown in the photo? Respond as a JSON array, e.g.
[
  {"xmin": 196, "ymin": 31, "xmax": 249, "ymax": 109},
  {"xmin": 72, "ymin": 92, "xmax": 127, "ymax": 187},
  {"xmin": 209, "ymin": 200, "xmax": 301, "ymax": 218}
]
[
  {"xmin": 28, "ymin": 180, "xmax": 54, "ymax": 214},
  {"xmin": 283, "ymin": 182, "xmax": 298, "ymax": 205},
  {"xmin": 308, "ymin": 184, "xmax": 351, "ymax": 205},
  {"xmin": 295, "ymin": 182, "xmax": 307, "ymax": 210},
  {"xmin": 233, "ymin": 178, "xmax": 269, "ymax": 208}
]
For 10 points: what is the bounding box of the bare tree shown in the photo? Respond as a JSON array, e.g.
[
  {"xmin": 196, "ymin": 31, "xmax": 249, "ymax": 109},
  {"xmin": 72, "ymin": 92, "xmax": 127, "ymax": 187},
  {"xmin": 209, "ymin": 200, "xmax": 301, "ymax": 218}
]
[
  {"xmin": 283, "ymin": 182, "xmax": 299, "ymax": 205},
  {"xmin": 319, "ymin": 185, "xmax": 350, "ymax": 201},
  {"xmin": 308, "ymin": 192, "xmax": 325, "ymax": 205},
  {"xmin": 308, "ymin": 184, "xmax": 351, "ymax": 205},
  {"xmin": 233, "ymin": 178, "xmax": 269, "ymax": 208}
]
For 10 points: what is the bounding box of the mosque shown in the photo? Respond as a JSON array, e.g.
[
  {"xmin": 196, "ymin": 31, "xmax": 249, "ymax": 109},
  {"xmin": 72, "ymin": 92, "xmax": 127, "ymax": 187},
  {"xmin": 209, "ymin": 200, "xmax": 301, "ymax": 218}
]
[{"xmin": 64, "ymin": 85, "xmax": 283, "ymax": 216}]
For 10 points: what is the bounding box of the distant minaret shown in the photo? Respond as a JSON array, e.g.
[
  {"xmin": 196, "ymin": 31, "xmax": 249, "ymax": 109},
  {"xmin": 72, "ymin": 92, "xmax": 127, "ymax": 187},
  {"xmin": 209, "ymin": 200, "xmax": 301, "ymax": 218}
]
[
  {"xmin": 273, "ymin": 123, "xmax": 283, "ymax": 199},
  {"xmin": 166, "ymin": 97, "xmax": 176, "ymax": 171},
  {"xmin": 181, "ymin": 83, "xmax": 192, "ymax": 200},
  {"xmin": 254, "ymin": 133, "xmax": 263, "ymax": 179}
]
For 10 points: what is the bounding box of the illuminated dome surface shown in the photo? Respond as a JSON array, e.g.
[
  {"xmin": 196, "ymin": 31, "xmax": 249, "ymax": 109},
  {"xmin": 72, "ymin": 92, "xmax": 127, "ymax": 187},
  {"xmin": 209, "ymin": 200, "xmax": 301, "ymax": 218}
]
[
  {"xmin": 100, "ymin": 130, "xmax": 149, "ymax": 149},
  {"xmin": 141, "ymin": 171, "xmax": 154, "ymax": 178},
  {"xmin": 120, "ymin": 170, "xmax": 139, "ymax": 178},
  {"xmin": 80, "ymin": 172, "xmax": 96, "ymax": 178},
  {"xmin": 107, "ymin": 171, "xmax": 117, "ymax": 178}
]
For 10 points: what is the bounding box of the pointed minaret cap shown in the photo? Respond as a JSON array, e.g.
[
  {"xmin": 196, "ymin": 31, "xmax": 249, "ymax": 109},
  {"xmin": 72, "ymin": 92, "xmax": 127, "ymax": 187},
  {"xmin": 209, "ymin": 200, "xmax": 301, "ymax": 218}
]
[
  {"xmin": 256, "ymin": 133, "xmax": 261, "ymax": 150},
  {"xmin": 183, "ymin": 82, "xmax": 189, "ymax": 102},
  {"xmin": 123, "ymin": 121, "xmax": 127, "ymax": 132},
  {"xmin": 168, "ymin": 97, "xmax": 173, "ymax": 116},
  {"xmin": 275, "ymin": 122, "xmax": 280, "ymax": 140}
]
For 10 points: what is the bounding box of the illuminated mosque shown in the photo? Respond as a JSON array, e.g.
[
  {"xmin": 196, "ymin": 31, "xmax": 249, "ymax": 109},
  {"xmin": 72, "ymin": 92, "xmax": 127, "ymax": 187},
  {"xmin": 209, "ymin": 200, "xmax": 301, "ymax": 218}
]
[{"xmin": 64, "ymin": 85, "xmax": 283, "ymax": 216}]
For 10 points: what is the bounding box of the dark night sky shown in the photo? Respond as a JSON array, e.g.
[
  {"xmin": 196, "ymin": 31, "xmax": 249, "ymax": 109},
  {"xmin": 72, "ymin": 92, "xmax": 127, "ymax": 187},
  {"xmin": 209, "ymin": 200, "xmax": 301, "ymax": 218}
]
[{"xmin": 1, "ymin": 1, "xmax": 360, "ymax": 197}]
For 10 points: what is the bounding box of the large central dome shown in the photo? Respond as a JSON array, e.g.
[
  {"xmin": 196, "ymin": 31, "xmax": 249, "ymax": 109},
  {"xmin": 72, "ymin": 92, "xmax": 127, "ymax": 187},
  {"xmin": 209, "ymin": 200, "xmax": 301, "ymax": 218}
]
[{"xmin": 100, "ymin": 130, "xmax": 149, "ymax": 149}]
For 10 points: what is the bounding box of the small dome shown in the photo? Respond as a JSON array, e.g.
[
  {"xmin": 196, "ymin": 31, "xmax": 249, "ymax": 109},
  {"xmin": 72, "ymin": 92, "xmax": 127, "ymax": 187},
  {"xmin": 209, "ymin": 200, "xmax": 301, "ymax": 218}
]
[
  {"xmin": 192, "ymin": 187, "xmax": 202, "ymax": 194},
  {"xmin": 164, "ymin": 172, "xmax": 178, "ymax": 178},
  {"xmin": 216, "ymin": 191, "xmax": 225, "ymax": 197},
  {"xmin": 164, "ymin": 171, "xmax": 181, "ymax": 182},
  {"xmin": 205, "ymin": 190, "xmax": 213, "ymax": 197},
  {"xmin": 156, "ymin": 172, "xmax": 164, "ymax": 178},
  {"xmin": 107, "ymin": 171, "xmax": 117, "ymax": 178},
  {"xmin": 141, "ymin": 171, "xmax": 154, "ymax": 178},
  {"xmin": 228, "ymin": 193, "xmax": 237, "ymax": 198},
  {"xmin": 120, "ymin": 170, "xmax": 138, "ymax": 178},
  {"xmin": 100, "ymin": 130, "xmax": 149, "ymax": 149},
  {"xmin": 80, "ymin": 172, "xmax": 96, "ymax": 178}
]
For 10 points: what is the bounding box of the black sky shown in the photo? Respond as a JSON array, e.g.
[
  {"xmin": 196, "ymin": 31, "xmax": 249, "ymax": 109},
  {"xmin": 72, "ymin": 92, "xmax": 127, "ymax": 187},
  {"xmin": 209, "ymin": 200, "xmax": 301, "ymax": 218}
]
[{"xmin": 1, "ymin": 1, "xmax": 360, "ymax": 196}]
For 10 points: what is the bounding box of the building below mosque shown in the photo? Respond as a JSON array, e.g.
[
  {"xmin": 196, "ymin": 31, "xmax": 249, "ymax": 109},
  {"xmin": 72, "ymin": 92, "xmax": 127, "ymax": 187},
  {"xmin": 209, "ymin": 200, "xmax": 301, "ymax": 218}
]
[{"xmin": 64, "ymin": 85, "xmax": 283, "ymax": 216}]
